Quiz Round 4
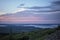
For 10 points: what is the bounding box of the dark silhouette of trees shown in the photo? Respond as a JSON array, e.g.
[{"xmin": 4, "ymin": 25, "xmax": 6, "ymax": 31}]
[{"xmin": 56, "ymin": 26, "xmax": 60, "ymax": 30}]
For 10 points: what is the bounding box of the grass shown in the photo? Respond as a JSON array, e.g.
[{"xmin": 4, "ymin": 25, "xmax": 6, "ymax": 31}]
[{"xmin": 0, "ymin": 28, "xmax": 56, "ymax": 40}]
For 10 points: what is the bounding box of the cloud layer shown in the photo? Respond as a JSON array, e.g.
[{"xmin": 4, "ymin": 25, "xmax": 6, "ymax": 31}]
[{"xmin": 0, "ymin": 0, "xmax": 60, "ymax": 24}]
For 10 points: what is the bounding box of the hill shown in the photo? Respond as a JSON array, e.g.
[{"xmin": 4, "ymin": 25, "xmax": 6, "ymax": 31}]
[{"xmin": 0, "ymin": 25, "xmax": 59, "ymax": 40}]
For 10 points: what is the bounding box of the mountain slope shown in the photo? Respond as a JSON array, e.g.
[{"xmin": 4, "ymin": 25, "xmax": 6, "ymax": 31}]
[
  {"xmin": 0, "ymin": 26, "xmax": 60, "ymax": 40},
  {"xmin": 44, "ymin": 30, "xmax": 60, "ymax": 40}
]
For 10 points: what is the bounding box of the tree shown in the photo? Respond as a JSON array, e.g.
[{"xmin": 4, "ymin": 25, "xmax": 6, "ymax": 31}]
[{"xmin": 56, "ymin": 26, "xmax": 60, "ymax": 30}]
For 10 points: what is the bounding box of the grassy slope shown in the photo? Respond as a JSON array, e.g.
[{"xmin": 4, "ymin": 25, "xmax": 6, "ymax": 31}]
[{"xmin": 0, "ymin": 28, "xmax": 56, "ymax": 40}]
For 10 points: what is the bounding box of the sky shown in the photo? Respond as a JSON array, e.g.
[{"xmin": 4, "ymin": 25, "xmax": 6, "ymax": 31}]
[
  {"xmin": 0, "ymin": 0, "xmax": 53, "ymax": 14},
  {"xmin": 0, "ymin": 0, "xmax": 60, "ymax": 24}
]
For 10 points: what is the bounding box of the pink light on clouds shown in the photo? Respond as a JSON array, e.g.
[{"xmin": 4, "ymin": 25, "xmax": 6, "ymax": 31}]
[
  {"xmin": 0, "ymin": 16, "xmax": 42, "ymax": 22},
  {"xmin": 0, "ymin": 15, "xmax": 58, "ymax": 24}
]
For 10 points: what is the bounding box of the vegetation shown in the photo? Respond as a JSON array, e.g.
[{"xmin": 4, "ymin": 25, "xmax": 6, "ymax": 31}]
[
  {"xmin": 0, "ymin": 28, "xmax": 56, "ymax": 40},
  {"xmin": 56, "ymin": 26, "xmax": 60, "ymax": 30}
]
